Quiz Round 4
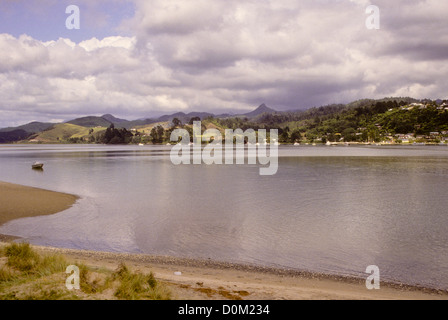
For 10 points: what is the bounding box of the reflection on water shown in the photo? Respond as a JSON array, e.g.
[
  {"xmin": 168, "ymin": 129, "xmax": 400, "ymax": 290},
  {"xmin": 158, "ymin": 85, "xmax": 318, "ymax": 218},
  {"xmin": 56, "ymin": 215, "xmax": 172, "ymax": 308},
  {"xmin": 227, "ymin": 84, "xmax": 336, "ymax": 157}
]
[{"xmin": 0, "ymin": 144, "xmax": 448, "ymax": 289}]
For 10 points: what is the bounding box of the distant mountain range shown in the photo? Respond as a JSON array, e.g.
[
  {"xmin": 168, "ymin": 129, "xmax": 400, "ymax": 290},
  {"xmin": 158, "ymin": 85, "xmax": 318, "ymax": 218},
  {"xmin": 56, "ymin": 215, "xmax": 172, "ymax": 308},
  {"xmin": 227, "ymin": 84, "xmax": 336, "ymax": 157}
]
[
  {"xmin": 64, "ymin": 104, "xmax": 275, "ymax": 129},
  {"xmin": 1, "ymin": 97, "xmax": 445, "ymax": 144},
  {"xmin": 0, "ymin": 103, "xmax": 279, "ymax": 143}
]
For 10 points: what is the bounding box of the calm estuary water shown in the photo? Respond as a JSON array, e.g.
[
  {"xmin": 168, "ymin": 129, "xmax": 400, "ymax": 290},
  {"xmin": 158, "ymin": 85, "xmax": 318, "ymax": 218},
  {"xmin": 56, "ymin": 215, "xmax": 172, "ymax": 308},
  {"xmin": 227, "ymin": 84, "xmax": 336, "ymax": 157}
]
[{"xmin": 1, "ymin": 144, "xmax": 448, "ymax": 289}]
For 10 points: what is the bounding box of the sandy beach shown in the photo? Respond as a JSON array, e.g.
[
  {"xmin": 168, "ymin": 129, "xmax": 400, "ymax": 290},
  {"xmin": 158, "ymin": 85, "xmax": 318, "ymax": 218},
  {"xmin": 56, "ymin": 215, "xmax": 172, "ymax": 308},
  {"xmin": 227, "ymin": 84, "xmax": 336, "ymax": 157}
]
[
  {"xmin": 0, "ymin": 181, "xmax": 78, "ymax": 227},
  {"xmin": 0, "ymin": 242, "xmax": 446, "ymax": 300},
  {"xmin": 27, "ymin": 245, "xmax": 448, "ymax": 300},
  {"xmin": 0, "ymin": 181, "xmax": 447, "ymax": 300}
]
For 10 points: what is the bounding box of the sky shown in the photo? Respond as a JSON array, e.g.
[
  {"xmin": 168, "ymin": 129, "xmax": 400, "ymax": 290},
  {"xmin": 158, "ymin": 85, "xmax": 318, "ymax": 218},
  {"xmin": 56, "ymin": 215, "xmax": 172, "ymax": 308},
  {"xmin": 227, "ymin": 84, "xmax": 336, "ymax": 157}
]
[{"xmin": 0, "ymin": 0, "xmax": 447, "ymax": 128}]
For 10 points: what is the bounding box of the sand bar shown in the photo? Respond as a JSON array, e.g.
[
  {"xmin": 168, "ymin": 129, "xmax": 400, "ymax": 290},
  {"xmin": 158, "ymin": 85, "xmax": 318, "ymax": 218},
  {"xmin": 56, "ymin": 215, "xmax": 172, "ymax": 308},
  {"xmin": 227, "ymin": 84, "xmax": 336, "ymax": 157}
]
[{"xmin": 0, "ymin": 181, "xmax": 78, "ymax": 226}]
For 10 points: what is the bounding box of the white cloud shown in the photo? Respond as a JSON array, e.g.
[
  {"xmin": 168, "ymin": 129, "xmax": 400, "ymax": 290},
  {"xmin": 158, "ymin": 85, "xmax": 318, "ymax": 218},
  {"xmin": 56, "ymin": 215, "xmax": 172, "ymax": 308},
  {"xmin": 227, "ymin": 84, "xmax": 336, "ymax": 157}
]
[
  {"xmin": 79, "ymin": 36, "xmax": 136, "ymax": 52},
  {"xmin": 0, "ymin": 0, "xmax": 447, "ymax": 128}
]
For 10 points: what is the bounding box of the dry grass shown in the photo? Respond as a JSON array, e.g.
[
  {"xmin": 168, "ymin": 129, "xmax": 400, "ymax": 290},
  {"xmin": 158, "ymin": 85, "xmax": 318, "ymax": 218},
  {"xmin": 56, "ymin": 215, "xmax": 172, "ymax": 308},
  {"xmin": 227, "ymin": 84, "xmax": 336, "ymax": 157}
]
[
  {"xmin": 0, "ymin": 243, "xmax": 171, "ymax": 300},
  {"xmin": 112, "ymin": 263, "xmax": 171, "ymax": 300}
]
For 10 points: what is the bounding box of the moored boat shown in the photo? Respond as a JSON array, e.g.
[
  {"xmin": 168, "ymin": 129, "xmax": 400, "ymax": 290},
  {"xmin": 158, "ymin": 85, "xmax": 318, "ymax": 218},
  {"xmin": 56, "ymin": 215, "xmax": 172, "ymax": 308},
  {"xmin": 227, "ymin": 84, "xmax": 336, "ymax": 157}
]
[{"xmin": 32, "ymin": 162, "xmax": 44, "ymax": 169}]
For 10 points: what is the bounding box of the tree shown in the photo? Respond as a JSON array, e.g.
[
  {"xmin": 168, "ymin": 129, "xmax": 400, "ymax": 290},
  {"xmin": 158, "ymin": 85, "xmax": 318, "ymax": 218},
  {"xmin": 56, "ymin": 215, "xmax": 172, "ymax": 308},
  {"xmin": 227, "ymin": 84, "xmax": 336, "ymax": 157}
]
[
  {"xmin": 172, "ymin": 118, "xmax": 182, "ymax": 127},
  {"xmin": 279, "ymin": 130, "xmax": 289, "ymax": 143},
  {"xmin": 342, "ymin": 128, "xmax": 356, "ymax": 142},
  {"xmin": 103, "ymin": 124, "xmax": 115, "ymax": 143},
  {"xmin": 101, "ymin": 124, "xmax": 133, "ymax": 144},
  {"xmin": 189, "ymin": 117, "xmax": 201, "ymax": 125},
  {"xmin": 290, "ymin": 130, "xmax": 302, "ymax": 143},
  {"xmin": 150, "ymin": 125, "xmax": 165, "ymax": 143}
]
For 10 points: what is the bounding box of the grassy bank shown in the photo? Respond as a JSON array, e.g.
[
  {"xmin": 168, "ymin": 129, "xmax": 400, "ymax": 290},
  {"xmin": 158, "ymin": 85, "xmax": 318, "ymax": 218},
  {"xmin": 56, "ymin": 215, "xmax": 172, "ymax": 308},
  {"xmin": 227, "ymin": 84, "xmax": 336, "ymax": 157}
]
[{"xmin": 0, "ymin": 243, "xmax": 171, "ymax": 300}]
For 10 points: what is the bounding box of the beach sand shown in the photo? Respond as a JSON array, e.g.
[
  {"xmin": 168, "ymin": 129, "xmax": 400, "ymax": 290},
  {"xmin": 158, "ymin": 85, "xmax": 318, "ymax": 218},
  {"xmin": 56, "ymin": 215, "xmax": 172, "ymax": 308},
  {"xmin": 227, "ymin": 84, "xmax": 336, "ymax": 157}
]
[
  {"xmin": 1, "ymin": 244, "xmax": 444, "ymax": 300},
  {"xmin": 0, "ymin": 181, "xmax": 78, "ymax": 227},
  {"xmin": 0, "ymin": 181, "xmax": 446, "ymax": 300}
]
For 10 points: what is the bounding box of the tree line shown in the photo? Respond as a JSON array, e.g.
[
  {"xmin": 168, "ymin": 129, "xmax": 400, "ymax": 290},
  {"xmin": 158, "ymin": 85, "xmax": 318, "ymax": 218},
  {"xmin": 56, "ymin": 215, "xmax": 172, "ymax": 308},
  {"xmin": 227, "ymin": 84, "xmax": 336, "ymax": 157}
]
[{"xmin": 86, "ymin": 98, "xmax": 448, "ymax": 145}]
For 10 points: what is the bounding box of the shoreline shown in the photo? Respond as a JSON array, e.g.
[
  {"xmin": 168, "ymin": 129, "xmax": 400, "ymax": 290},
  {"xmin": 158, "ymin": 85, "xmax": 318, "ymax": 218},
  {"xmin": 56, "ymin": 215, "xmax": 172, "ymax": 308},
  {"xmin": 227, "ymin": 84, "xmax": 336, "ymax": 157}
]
[
  {"xmin": 0, "ymin": 181, "xmax": 79, "ymax": 227},
  {"xmin": 1, "ymin": 242, "xmax": 446, "ymax": 300},
  {"xmin": 3, "ymin": 141, "xmax": 448, "ymax": 146},
  {"xmin": 36, "ymin": 245, "xmax": 448, "ymax": 294},
  {"xmin": 0, "ymin": 180, "xmax": 446, "ymax": 299}
]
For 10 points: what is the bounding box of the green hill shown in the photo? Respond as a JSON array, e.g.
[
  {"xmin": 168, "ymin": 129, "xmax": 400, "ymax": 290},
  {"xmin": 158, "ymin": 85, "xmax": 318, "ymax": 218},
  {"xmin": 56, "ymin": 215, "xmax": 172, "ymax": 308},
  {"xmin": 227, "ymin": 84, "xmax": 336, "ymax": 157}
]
[
  {"xmin": 29, "ymin": 123, "xmax": 106, "ymax": 143},
  {"xmin": 0, "ymin": 122, "xmax": 55, "ymax": 134},
  {"xmin": 66, "ymin": 115, "xmax": 158, "ymax": 130},
  {"xmin": 66, "ymin": 116, "xmax": 112, "ymax": 128},
  {"xmin": 0, "ymin": 129, "xmax": 30, "ymax": 143}
]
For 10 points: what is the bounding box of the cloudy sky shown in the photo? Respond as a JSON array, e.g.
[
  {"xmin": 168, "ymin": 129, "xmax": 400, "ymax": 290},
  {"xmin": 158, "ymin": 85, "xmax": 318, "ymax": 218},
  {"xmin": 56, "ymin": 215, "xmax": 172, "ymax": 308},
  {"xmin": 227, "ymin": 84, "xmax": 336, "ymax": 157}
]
[{"xmin": 0, "ymin": 0, "xmax": 447, "ymax": 128}]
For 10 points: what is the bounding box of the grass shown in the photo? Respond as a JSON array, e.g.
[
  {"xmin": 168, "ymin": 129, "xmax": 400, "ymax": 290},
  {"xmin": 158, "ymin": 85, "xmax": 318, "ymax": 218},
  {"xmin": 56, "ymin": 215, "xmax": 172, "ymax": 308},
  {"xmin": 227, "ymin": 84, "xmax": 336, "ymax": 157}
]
[
  {"xmin": 133, "ymin": 122, "xmax": 169, "ymax": 135},
  {"xmin": 32, "ymin": 123, "xmax": 106, "ymax": 143},
  {"xmin": 4, "ymin": 243, "xmax": 66, "ymax": 276},
  {"xmin": 5, "ymin": 242, "xmax": 41, "ymax": 272},
  {"xmin": 112, "ymin": 263, "xmax": 170, "ymax": 300},
  {"xmin": 0, "ymin": 268, "xmax": 15, "ymax": 282},
  {"xmin": 0, "ymin": 243, "xmax": 171, "ymax": 300}
]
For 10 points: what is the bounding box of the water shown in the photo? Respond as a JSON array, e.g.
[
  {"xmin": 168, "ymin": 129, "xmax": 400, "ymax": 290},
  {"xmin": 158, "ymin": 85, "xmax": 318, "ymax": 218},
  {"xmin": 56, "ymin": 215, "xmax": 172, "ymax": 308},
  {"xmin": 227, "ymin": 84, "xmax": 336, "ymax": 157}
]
[{"xmin": 1, "ymin": 144, "xmax": 448, "ymax": 289}]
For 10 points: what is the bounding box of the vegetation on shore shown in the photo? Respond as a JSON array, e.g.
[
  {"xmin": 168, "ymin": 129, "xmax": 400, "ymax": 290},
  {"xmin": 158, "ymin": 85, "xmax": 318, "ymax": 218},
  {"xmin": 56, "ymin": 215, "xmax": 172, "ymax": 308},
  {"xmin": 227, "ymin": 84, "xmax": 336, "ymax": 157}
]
[
  {"xmin": 0, "ymin": 243, "xmax": 170, "ymax": 300},
  {"xmin": 115, "ymin": 98, "xmax": 448, "ymax": 145},
  {"xmin": 2, "ymin": 97, "xmax": 448, "ymax": 145}
]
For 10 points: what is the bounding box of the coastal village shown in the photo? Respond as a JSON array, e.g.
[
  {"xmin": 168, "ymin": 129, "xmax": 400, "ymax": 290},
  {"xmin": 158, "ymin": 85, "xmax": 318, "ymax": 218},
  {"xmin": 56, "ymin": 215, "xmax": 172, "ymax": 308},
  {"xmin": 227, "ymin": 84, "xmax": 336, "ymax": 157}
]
[{"xmin": 351, "ymin": 102, "xmax": 448, "ymax": 145}]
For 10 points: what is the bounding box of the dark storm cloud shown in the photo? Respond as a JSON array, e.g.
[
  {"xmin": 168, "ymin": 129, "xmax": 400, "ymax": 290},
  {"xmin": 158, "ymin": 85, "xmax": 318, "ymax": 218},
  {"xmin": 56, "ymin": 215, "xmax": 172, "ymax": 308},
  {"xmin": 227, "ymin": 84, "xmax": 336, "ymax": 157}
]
[{"xmin": 0, "ymin": 0, "xmax": 447, "ymax": 127}]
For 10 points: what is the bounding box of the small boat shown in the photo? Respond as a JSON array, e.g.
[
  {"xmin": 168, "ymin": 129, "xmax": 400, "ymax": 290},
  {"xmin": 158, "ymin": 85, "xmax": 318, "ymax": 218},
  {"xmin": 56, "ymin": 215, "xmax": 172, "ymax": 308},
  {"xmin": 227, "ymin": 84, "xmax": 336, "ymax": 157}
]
[{"xmin": 32, "ymin": 162, "xmax": 44, "ymax": 169}]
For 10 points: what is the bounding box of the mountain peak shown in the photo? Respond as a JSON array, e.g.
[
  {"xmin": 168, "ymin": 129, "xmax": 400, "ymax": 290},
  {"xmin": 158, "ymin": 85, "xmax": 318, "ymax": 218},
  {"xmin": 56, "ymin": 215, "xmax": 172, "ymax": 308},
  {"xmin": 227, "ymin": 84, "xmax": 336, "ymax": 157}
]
[
  {"xmin": 256, "ymin": 103, "xmax": 271, "ymax": 111},
  {"xmin": 101, "ymin": 114, "xmax": 127, "ymax": 123},
  {"xmin": 243, "ymin": 103, "xmax": 276, "ymax": 117}
]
